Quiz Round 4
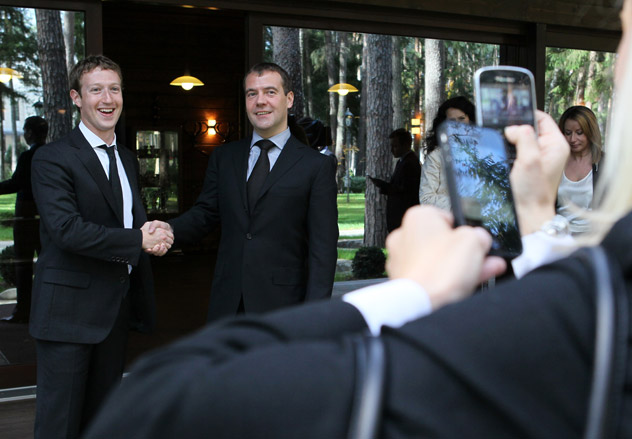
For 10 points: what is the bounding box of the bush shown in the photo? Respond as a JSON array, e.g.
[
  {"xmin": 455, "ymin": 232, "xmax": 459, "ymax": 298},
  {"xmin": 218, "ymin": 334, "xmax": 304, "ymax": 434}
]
[
  {"xmin": 350, "ymin": 176, "xmax": 366, "ymax": 193},
  {"xmin": 352, "ymin": 246, "xmax": 386, "ymax": 279},
  {"xmin": 0, "ymin": 245, "xmax": 16, "ymax": 287}
]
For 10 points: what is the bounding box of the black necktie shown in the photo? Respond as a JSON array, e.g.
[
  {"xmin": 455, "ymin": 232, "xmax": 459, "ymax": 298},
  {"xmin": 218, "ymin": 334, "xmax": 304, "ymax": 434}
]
[
  {"xmin": 247, "ymin": 139, "xmax": 275, "ymax": 211},
  {"xmin": 99, "ymin": 145, "xmax": 124, "ymax": 219}
]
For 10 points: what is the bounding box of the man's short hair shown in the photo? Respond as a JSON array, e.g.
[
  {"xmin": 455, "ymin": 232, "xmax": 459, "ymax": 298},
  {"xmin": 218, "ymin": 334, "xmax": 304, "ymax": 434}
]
[
  {"xmin": 23, "ymin": 116, "xmax": 48, "ymax": 141},
  {"xmin": 244, "ymin": 62, "xmax": 292, "ymax": 95},
  {"xmin": 69, "ymin": 55, "xmax": 123, "ymax": 95},
  {"xmin": 389, "ymin": 128, "xmax": 412, "ymax": 148}
]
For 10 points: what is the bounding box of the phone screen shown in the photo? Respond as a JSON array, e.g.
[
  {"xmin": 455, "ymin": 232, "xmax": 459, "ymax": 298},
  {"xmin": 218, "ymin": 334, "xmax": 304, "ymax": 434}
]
[
  {"xmin": 476, "ymin": 67, "xmax": 536, "ymax": 129},
  {"xmin": 439, "ymin": 121, "xmax": 522, "ymax": 258}
]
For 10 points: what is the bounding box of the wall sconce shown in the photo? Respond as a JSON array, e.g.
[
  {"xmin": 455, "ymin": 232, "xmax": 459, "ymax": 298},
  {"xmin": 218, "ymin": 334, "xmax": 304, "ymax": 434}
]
[
  {"xmin": 0, "ymin": 67, "xmax": 22, "ymax": 83},
  {"xmin": 411, "ymin": 117, "xmax": 423, "ymax": 136},
  {"xmin": 327, "ymin": 83, "xmax": 359, "ymax": 96},
  {"xmin": 170, "ymin": 75, "xmax": 204, "ymax": 91},
  {"xmin": 184, "ymin": 118, "xmax": 235, "ymax": 154}
]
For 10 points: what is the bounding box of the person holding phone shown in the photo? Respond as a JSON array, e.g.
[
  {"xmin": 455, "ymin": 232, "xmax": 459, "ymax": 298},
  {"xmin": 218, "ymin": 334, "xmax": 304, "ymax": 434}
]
[
  {"xmin": 419, "ymin": 96, "xmax": 476, "ymax": 211},
  {"xmin": 556, "ymin": 106, "xmax": 603, "ymax": 235}
]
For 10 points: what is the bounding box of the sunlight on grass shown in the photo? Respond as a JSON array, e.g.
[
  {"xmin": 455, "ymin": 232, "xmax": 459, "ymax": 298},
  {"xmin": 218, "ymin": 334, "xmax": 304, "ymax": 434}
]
[
  {"xmin": 337, "ymin": 193, "xmax": 364, "ymax": 231},
  {"xmin": 0, "ymin": 194, "xmax": 16, "ymax": 241}
]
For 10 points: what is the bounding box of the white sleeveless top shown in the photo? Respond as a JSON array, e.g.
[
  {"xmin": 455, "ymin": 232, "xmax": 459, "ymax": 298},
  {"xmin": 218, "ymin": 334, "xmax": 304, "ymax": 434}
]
[{"xmin": 556, "ymin": 170, "xmax": 593, "ymax": 235}]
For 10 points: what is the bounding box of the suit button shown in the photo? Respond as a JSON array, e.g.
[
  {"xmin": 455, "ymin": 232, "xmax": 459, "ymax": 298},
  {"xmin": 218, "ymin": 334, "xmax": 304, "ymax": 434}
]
[
  {"xmin": 246, "ymin": 233, "xmax": 252, "ymax": 240},
  {"xmin": 120, "ymin": 276, "xmax": 126, "ymax": 284}
]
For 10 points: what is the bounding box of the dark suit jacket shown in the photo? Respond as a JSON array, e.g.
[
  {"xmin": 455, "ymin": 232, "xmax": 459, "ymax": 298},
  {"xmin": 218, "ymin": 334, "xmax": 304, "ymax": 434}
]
[
  {"xmin": 169, "ymin": 134, "xmax": 338, "ymax": 321},
  {"xmin": 86, "ymin": 212, "xmax": 632, "ymax": 439},
  {"xmin": 30, "ymin": 127, "xmax": 155, "ymax": 344},
  {"xmin": 380, "ymin": 150, "xmax": 421, "ymax": 232}
]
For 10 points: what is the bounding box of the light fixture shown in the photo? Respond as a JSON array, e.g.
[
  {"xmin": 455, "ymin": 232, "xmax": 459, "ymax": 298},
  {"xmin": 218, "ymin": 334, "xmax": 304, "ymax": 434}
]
[
  {"xmin": 327, "ymin": 83, "xmax": 359, "ymax": 96},
  {"xmin": 0, "ymin": 67, "xmax": 22, "ymax": 83},
  {"xmin": 170, "ymin": 75, "xmax": 204, "ymax": 91},
  {"xmin": 411, "ymin": 117, "xmax": 422, "ymax": 136},
  {"xmin": 207, "ymin": 119, "xmax": 216, "ymax": 136}
]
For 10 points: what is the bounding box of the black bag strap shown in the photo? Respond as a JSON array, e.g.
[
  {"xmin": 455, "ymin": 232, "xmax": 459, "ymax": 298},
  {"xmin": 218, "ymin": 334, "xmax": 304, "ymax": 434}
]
[
  {"xmin": 348, "ymin": 334, "xmax": 386, "ymax": 439},
  {"xmin": 581, "ymin": 246, "xmax": 628, "ymax": 439}
]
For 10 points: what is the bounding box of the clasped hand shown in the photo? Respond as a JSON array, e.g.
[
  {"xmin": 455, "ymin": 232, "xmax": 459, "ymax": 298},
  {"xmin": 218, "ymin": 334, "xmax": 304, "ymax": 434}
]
[{"xmin": 141, "ymin": 221, "xmax": 174, "ymax": 256}]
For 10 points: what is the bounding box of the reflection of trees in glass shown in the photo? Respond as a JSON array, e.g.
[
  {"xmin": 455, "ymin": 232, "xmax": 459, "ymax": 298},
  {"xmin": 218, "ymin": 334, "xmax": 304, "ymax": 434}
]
[{"xmin": 452, "ymin": 133, "xmax": 521, "ymax": 252}]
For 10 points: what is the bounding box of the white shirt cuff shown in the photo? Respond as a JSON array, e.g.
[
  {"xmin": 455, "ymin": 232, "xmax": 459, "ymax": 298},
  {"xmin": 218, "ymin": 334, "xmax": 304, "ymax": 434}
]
[
  {"xmin": 512, "ymin": 231, "xmax": 576, "ymax": 279},
  {"xmin": 343, "ymin": 278, "xmax": 433, "ymax": 336}
]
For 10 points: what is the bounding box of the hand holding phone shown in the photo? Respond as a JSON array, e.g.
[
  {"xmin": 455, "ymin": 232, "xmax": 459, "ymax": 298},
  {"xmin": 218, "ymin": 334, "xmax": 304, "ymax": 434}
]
[
  {"xmin": 474, "ymin": 66, "xmax": 537, "ymax": 163},
  {"xmin": 439, "ymin": 120, "xmax": 522, "ymax": 258}
]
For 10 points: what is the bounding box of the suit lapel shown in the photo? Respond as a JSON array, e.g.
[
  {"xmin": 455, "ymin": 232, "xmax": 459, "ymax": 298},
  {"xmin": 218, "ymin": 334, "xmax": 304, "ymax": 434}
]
[
  {"xmin": 70, "ymin": 128, "xmax": 125, "ymax": 225},
  {"xmin": 258, "ymin": 136, "xmax": 304, "ymax": 199}
]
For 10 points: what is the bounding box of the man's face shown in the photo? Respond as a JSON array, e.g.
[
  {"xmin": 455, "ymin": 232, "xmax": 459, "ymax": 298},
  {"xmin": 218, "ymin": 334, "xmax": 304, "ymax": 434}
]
[
  {"xmin": 70, "ymin": 67, "xmax": 123, "ymax": 144},
  {"xmin": 390, "ymin": 137, "xmax": 407, "ymax": 158},
  {"xmin": 244, "ymin": 70, "xmax": 294, "ymax": 138}
]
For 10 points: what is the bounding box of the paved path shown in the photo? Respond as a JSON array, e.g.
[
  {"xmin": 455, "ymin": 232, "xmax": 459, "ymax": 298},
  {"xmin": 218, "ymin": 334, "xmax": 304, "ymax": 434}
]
[{"xmin": 332, "ymin": 277, "xmax": 387, "ymax": 298}]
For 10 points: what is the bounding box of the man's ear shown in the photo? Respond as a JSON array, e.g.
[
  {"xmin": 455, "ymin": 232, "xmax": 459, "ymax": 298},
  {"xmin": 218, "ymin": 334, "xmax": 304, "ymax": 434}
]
[
  {"xmin": 286, "ymin": 90, "xmax": 294, "ymax": 109},
  {"xmin": 70, "ymin": 89, "xmax": 82, "ymax": 109}
]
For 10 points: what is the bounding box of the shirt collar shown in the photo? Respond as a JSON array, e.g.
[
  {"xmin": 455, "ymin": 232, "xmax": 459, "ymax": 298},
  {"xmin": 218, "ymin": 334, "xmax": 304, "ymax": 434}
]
[
  {"xmin": 251, "ymin": 127, "xmax": 290, "ymax": 151},
  {"xmin": 79, "ymin": 121, "xmax": 117, "ymax": 149}
]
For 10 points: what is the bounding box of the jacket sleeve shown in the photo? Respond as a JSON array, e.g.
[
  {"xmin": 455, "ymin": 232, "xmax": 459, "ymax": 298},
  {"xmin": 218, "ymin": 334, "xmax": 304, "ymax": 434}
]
[
  {"xmin": 305, "ymin": 155, "xmax": 339, "ymax": 301},
  {"xmin": 419, "ymin": 149, "xmax": 451, "ymax": 211},
  {"xmin": 168, "ymin": 148, "xmax": 221, "ymax": 246}
]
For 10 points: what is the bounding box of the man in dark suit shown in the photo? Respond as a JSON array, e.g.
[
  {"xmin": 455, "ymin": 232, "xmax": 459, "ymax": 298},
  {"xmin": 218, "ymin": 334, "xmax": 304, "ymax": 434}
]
[
  {"xmin": 369, "ymin": 128, "xmax": 421, "ymax": 232},
  {"xmin": 148, "ymin": 63, "xmax": 338, "ymax": 322},
  {"xmin": 30, "ymin": 55, "xmax": 173, "ymax": 439},
  {"xmin": 0, "ymin": 116, "xmax": 48, "ymax": 323}
]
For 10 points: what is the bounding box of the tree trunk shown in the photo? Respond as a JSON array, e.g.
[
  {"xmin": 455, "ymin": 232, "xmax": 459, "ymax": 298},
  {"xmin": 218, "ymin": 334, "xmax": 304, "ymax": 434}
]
[
  {"xmin": 300, "ymin": 29, "xmax": 314, "ymax": 118},
  {"xmin": 413, "ymin": 38, "xmax": 423, "ymax": 154},
  {"xmin": 585, "ymin": 51, "xmax": 599, "ymax": 107},
  {"xmin": 574, "ymin": 62, "xmax": 587, "ymax": 106},
  {"xmin": 391, "ymin": 36, "xmax": 404, "ymax": 130},
  {"xmin": 334, "ymin": 33, "xmax": 350, "ymax": 191},
  {"xmin": 36, "ymin": 9, "xmax": 72, "ymax": 142},
  {"xmin": 424, "ymin": 38, "xmax": 445, "ymax": 128},
  {"xmin": 364, "ymin": 34, "xmax": 392, "ymax": 248},
  {"xmin": 9, "ymin": 80, "xmax": 18, "ymax": 170},
  {"xmin": 356, "ymin": 34, "xmax": 368, "ymax": 177},
  {"xmin": 272, "ymin": 26, "xmax": 304, "ymax": 119},
  {"xmin": 63, "ymin": 11, "xmax": 75, "ymax": 73},
  {"xmin": 325, "ymin": 31, "xmax": 338, "ymax": 146},
  {"xmin": 0, "ymin": 92, "xmax": 5, "ymax": 179}
]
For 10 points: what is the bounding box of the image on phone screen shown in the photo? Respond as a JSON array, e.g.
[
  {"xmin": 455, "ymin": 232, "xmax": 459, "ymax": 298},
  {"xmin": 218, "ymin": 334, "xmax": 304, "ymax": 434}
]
[{"xmin": 439, "ymin": 120, "xmax": 522, "ymax": 258}]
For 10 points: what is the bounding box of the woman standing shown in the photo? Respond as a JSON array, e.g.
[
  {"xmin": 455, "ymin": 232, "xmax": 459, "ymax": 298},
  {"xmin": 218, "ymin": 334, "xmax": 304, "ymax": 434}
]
[
  {"xmin": 556, "ymin": 106, "xmax": 603, "ymax": 234},
  {"xmin": 419, "ymin": 96, "xmax": 476, "ymax": 210}
]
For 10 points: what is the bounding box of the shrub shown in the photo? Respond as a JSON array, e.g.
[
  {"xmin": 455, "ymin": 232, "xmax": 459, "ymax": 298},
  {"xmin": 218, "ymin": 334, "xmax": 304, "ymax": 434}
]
[
  {"xmin": 352, "ymin": 246, "xmax": 386, "ymax": 279},
  {"xmin": 0, "ymin": 245, "xmax": 17, "ymax": 287},
  {"xmin": 350, "ymin": 176, "xmax": 366, "ymax": 193}
]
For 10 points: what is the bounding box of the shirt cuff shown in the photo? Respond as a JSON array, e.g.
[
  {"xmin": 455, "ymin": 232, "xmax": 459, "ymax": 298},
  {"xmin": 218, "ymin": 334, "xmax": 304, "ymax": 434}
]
[
  {"xmin": 343, "ymin": 278, "xmax": 433, "ymax": 336},
  {"xmin": 512, "ymin": 231, "xmax": 576, "ymax": 279}
]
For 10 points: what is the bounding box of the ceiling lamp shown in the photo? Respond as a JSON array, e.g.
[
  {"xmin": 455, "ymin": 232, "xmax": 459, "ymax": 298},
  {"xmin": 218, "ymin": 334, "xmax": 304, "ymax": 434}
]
[
  {"xmin": 170, "ymin": 75, "xmax": 204, "ymax": 91},
  {"xmin": 0, "ymin": 67, "xmax": 22, "ymax": 83},
  {"xmin": 327, "ymin": 83, "xmax": 359, "ymax": 96}
]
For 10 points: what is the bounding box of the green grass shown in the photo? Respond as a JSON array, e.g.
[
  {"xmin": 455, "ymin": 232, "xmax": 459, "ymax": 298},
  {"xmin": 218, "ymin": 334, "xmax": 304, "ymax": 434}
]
[
  {"xmin": 0, "ymin": 194, "xmax": 16, "ymax": 241},
  {"xmin": 337, "ymin": 193, "xmax": 365, "ymax": 231},
  {"xmin": 337, "ymin": 248, "xmax": 358, "ymax": 260}
]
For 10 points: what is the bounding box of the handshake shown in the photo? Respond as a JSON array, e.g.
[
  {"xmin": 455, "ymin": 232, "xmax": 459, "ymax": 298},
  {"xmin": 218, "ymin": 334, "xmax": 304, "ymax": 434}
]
[{"xmin": 140, "ymin": 220, "xmax": 174, "ymax": 256}]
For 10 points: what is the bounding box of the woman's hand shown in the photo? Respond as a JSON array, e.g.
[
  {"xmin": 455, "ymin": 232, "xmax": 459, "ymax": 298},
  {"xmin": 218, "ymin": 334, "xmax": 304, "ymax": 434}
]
[
  {"xmin": 386, "ymin": 206, "xmax": 507, "ymax": 310},
  {"xmin": 506, "ymin": 110, "xmax": 570, "ymax": 235}
]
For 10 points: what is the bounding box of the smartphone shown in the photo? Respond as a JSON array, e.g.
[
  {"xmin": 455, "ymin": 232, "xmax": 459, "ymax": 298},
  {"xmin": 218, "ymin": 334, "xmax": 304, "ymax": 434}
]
[
  {"xmin": 439, "ymin": 120, "xmax": 522, "ymax": 258},
  {"xmin": 474, "ymin": 66, "xmax": 537, "ymax": 162}
]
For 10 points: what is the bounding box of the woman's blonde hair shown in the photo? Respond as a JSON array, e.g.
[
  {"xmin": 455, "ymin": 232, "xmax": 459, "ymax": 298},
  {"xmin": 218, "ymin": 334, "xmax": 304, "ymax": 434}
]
[
  {"xmin": 558, "ymin": 106, "xmax": 603, "ymax": 164},
  {"xmin": 586, "ymin": 26, "xmax": 632, "ymax": 243}
]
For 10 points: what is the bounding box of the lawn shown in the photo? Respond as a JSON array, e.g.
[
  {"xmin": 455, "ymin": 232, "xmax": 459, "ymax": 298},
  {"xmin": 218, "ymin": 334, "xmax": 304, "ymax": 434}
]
[
  {"xmin": 0, "ymin": 194, "xmax": 16, "ymax": 241},
  {"xmin": 337, "ymin": 193, "xmax": 365, "ymax": 231}
]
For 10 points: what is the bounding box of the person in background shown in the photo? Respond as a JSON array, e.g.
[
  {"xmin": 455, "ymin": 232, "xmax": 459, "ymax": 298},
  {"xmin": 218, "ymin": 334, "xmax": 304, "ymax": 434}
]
[
  {"xmin": 0, "ymin": 116, "xmax": 48, "ymax": 324},
  {"xmin": 556, "ymin": 105, "xmax": 603, "ymax": 235},
  {"xmin": 419, "ymin": 96, "xmax": 476, "ymax": 211},
  {"xmin": 368, "ymin": 128, "xmax": 421, "ymax": 233}
]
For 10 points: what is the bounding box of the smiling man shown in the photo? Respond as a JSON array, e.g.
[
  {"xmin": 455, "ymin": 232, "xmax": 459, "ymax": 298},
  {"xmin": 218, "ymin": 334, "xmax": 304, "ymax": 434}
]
[
  {"xmin": 148, "ymin": 62, "xmax": 338, "ymax": 322},
  {"xmin": 30, "ymin": 55, "xmax": 172, "ymax": 438}
]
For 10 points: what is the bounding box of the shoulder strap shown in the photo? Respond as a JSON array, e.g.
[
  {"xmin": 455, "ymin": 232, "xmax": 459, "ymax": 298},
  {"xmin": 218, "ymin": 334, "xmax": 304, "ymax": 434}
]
[{"xmin": 581, "ymin": 246, "xmax": 628, "ymax": 439}]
